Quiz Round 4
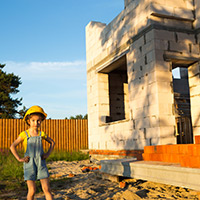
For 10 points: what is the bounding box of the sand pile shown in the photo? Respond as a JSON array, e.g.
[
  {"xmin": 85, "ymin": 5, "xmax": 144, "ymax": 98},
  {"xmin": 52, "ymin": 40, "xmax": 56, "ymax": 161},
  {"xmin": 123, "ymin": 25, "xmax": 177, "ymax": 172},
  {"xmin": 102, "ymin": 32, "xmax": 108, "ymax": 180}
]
[{"xmin": 33, "ymin": 160, "xmax": 199, "ymax": 200}]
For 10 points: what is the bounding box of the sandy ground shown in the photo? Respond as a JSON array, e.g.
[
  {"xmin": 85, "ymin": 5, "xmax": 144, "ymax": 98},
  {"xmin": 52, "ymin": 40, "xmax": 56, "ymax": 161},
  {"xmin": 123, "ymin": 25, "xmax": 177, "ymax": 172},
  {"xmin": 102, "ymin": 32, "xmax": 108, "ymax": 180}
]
[
  {"xmin": 0, "ymin": 160, "xmax": 199, "ymax": 199},
  {"xmin": 36, "ymin": 160, "xmax": 199, "ymax": 200}
]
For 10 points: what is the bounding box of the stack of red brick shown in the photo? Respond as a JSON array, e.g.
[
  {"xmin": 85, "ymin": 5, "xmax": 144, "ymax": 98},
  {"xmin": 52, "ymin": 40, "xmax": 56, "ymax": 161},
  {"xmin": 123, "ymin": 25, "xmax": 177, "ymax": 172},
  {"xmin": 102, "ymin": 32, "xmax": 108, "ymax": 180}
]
[
  {"xmin": 142, "ymin": 136, "xmax": 200, "ymax": 168},
  {"xmin": 89, "ymin": 149, "xmax": 144, "ymax": 160}
]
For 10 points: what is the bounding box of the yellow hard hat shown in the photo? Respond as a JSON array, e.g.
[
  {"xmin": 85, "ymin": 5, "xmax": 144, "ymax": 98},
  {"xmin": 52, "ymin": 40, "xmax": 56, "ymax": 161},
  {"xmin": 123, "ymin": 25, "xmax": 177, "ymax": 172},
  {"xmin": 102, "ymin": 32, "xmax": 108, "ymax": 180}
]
[{"xmin": 23, "ymin": 105, "xmax": 47, "ymax": 122}]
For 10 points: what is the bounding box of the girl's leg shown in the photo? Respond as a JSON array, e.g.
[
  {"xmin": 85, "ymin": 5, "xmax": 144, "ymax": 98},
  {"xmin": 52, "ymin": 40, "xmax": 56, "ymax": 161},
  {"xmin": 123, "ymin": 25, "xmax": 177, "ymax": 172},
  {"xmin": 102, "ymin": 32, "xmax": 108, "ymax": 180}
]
[
  {"xmin": 40, "ymin": 178, "xmax": 53, "ymax": 200},
  {"xmin": 26, "ymin": 180, "xmax": 36, "ymax": 200}
]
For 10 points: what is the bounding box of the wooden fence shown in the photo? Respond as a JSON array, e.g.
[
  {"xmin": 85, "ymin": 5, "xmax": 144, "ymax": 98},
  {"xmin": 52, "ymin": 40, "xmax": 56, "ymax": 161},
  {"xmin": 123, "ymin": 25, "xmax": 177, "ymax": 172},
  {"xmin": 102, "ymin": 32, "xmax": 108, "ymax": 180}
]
[{"xmin": 0, "ymin": 119, "xmax": 88, "ymax": 152}]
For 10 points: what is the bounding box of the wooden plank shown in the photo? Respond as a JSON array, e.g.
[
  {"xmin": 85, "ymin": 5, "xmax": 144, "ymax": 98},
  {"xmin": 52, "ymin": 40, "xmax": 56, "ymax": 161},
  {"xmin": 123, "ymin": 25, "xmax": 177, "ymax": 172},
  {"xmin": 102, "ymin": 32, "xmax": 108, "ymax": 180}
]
[{"xmin": 0, "ymin": 119, "xmax": 2, "ymax": 149}]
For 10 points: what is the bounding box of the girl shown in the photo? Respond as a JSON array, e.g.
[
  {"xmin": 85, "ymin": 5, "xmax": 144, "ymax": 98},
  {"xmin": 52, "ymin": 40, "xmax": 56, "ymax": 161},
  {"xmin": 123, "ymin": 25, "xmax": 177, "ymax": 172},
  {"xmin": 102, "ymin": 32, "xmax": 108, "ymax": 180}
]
[{"xmin": 10, "ymin": 105, "xmax": 55, "ymax": 200}]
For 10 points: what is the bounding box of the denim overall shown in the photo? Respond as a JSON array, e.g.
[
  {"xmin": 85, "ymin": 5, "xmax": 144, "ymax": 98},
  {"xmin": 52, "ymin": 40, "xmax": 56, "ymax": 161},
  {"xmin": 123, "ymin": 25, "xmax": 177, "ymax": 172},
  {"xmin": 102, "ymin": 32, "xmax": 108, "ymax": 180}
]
[{"xmin": 24, "ymin": 131, "xmax": 49, "ymax": 181}]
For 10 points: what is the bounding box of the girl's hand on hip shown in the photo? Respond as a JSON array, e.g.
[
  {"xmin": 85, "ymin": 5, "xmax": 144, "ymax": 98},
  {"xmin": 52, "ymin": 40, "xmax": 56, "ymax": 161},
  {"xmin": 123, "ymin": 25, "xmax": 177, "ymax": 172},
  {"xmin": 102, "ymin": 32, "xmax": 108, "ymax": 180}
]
[
  {"xmin": 41, "ymin": 153, "xmax": 49, "ymax": 160},
  {"xmin": 19, "ymin": 156, "xmax": 30, "ymax": 163}
]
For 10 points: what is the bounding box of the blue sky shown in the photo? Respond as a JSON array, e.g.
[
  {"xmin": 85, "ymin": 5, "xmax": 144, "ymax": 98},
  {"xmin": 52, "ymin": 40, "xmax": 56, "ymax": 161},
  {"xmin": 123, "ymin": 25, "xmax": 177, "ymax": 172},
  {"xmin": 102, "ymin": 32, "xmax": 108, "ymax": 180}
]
[{"xmin": 0, "ymin": 0, "xmax": 124, "ymax": 119}]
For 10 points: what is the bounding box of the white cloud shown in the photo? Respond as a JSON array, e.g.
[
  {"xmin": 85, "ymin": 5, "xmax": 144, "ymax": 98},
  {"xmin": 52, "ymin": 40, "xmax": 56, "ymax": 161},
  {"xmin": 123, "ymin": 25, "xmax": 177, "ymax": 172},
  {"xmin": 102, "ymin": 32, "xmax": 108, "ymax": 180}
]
[
  {"xmin": 3, "ymin": 60, "xmax": 88, "ymax": 119},
  {"xmin": 28, "ymin": 61, "xmax": 85, "ymax": 71},
  {"xmin": 4, "ymin": 60, "xmax": 86, "ymax": 80}
]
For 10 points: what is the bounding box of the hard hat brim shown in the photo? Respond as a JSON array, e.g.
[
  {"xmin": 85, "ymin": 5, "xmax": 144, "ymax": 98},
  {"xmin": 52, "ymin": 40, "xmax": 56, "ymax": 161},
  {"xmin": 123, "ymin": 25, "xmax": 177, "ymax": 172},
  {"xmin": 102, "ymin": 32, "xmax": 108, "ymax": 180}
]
[{"xmin": 23, "ymin": 105, "xmax": 47, "ymax": 122}]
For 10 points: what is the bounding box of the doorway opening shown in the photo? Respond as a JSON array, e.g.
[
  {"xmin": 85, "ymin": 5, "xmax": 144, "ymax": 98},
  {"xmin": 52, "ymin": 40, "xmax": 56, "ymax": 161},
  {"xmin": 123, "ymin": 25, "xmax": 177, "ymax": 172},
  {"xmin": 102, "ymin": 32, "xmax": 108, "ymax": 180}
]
[{"xmin": 172, "ymin": 65, "xmax": 193, "ymax": 144}]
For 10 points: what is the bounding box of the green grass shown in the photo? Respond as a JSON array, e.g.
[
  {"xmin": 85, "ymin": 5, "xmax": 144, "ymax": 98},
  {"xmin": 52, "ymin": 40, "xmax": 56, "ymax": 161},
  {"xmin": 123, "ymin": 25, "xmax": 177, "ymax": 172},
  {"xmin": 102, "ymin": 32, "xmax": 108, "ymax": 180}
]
[
  {"xmin": 0, "ymin": 149, "xmax": 89, "ymax": 194},
  {"xmin": 0, "ymin": 149, "xmax": 24, "ymax": 182},
  {"xmin": 47, "ymin": 150, "xmax": 89, "ymax": 162},
  {"xmin": 0, "ymin": 149, "xmax": 24, "ymax": 193}
]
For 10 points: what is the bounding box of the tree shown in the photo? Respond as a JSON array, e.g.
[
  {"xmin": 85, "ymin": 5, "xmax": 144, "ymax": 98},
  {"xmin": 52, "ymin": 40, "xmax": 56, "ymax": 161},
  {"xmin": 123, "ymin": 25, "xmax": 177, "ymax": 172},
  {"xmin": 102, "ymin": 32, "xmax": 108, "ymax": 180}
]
[
  {"xmin": 83, "ymin": 114, "xmax": 88, "ymax": 119},
  {"xmin": 65, "ymin": 114, "xmax": 88, "ymax": 119},
  {"xmin": 74, "ymin": 114, "xmax": 83, "ymax": 119},
  {"xmin": 18, "ymin": 106, "xmax": 27, "ymax": 119},
  {"xmin": 0, "ymin": 64, "xmax": 22, "ymax": 118}
]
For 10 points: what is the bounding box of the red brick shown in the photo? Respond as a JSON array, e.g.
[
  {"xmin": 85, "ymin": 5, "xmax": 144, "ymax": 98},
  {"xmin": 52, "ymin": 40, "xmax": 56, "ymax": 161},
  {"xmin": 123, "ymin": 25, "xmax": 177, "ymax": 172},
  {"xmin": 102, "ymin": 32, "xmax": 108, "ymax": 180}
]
[
  {"xmin": 195, "ymin": 135, "xmax": 200, "ymax": 144},
  {"xmin": 142, "ymin": 153, "xmax": 151, "ymax": 161},
  {"xmin": 188, "ymin": 145, "xmax": 200, "ymax": 156},
  {"xmin": 172, "ymin": 145, "xmax": 181, "ymax": 154},
  {"xmin": 160, "ymin": 153, "xmax": 178, "ymax": 163},
  {"xmin": 170, "ymin": 154, "xmax": 181, "ymax": 163},
  {"xmin": 188, "ymin": 156, "xmax": 200, "ymax": 168},
  {"xmin": 160, "ymin": 154, "xmax": 167, "ymax": 162},
  {"xmin": 119, "ymin": 182, "xmax": 126, "ymax": 188},
  {"xmin": 180, "ymin": 155, "xmax": 200, "ymax": 168},
  {"xmin": 142, "ymin": 153, "xmax": 146, "ymax": 160},
  {"xmin": 151, "ymin": 153, "xmax": 162, "ymax": 161},
  {"xmin": 179, "ymin": 144, "xmax": 193, "ymax": 155},
  {"xmin": 168, "ymin": 155, "xmax": 175, "ymax": 163},
  {"xmin": 155, "ymin": 145, "xmax": 165, "ymax": 154},
  {"xmin": 89, "ymin": 149, "xmax": 144, "ymax": 158},
  {"xmin": 68, "ymin": 173, "xmax": 75, "ymax": 177},
  {"xmin": 147, "ymin": 153, "xmax": 153, "ymax": 161},
  {"xmin": 163, "ymin": 154, "xmax": 173, "ymax": 163},
  {"xmin": 195, "ymin": 145, "xmax": 200, "ymax": 156},
  {"xmin": 162, "ymin": 145, "xmax": 168, "ymax": 154},
  {"xmin": 144, "ymin": 146, "xmax": 155, "ymax": 154},
  {"xmin": 165, "ymin": 145, "xmax": 180, "ymax": 154},
  {"xmin": 167, "ymin": 145, "xmax": 173, "ymax": 154},
  {"xmin": 180, "ymin": 155, "xmax": 189, "ymax": 167},
  {"xmin": 165, "ymin": 145, "xmax": 174, "ymax": 154},
  {"xmin": 188, "ymin": 145, "xmax": 194, "ymax": 156}
]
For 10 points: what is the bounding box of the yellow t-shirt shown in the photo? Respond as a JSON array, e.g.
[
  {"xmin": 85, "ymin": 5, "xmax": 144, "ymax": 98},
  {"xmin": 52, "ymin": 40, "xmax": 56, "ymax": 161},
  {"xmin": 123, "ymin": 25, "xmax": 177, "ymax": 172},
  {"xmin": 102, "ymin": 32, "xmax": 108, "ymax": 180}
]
[{"xmin": 19, "ymin": 130, "xmax": 47, "ymax": 153}]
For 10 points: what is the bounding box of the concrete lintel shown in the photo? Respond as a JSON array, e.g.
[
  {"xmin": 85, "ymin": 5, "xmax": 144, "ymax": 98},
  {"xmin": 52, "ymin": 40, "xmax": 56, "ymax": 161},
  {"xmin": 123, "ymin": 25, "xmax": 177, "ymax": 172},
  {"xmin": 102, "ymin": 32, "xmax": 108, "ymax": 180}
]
[
  {"xmin": 151, "ymin": 13, "xmax": 194, "ymax": 22},
  {"xmin": 163, "ymin": 51, "xmax": 200, "ymax": 67},
  {"xmin": 100, "ymin": 159, "xmax": 200, "ymax": 191},
  {"xmin": 95, "ymin": 48, "xmax": 129, "ymax": 74}
]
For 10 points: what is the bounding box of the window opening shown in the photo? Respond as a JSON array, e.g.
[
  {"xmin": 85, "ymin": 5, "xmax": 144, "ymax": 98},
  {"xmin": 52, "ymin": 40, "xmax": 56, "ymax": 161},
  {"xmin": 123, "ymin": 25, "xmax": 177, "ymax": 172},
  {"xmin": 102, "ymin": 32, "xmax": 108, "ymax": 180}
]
[
  {"xmin": 108, "ymin": 70, "xmax": 128, "ymax": 122},
  {"xmin": 100, "ymin": 55, "xmax": 129, "ymax": 123}
]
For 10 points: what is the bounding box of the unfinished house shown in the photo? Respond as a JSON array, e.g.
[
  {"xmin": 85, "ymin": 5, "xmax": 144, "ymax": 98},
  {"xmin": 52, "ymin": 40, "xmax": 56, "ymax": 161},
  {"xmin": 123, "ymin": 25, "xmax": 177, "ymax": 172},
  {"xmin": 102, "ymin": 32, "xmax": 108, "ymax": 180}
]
[{"xmin": 86, "ymin": 0, "xmax": 200, "ymax": 161}]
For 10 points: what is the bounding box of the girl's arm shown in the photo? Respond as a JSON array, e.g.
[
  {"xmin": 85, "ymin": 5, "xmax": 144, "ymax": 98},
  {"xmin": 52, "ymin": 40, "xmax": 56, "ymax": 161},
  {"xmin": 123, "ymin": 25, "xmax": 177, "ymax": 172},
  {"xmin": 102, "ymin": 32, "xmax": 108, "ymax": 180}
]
[
  {"xmin": 10, "ymin": 136, "xmax": 29, "ymax": 163},
  {"xmin": 42, "ymin": 136, "xmax": 55, "ymax": 160}
]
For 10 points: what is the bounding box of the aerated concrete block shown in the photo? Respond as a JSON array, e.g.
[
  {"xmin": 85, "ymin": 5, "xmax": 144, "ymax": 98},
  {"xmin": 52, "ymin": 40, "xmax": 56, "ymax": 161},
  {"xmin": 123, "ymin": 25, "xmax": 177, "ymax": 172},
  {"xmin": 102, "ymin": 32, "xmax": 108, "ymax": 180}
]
[
  {"xmin": 154, "ymin": 29, "xmax": 175, "ymax": 41},
  {"xmin": 190, "ymin": 85, "xmax": 200, "ymax": 96}
]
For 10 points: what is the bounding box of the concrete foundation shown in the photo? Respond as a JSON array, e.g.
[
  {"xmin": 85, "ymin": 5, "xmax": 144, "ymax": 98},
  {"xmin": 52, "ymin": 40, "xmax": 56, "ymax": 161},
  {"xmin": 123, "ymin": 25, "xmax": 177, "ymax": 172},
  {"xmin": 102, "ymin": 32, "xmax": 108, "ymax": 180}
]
[{"xmin": 100, "ymin": 159, "xmax": 200, "ymax": 191}]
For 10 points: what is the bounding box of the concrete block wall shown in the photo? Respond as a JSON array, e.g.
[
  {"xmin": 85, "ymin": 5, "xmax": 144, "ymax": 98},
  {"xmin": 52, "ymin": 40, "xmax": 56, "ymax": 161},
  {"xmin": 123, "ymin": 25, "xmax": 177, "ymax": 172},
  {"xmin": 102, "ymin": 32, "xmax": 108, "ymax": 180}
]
[
  {"xmin": 87, "ymin": 72, "xmax": 112, "ymax": 150},
  {"xmin": 127, "ymin": 30, "xmax": 160, "ymax": 147},
  {"xmin": 149, "ymin": 0, "xmax": 194, "ymax": 18},
  {"xmin": 150, "ymin": 29, "xmax": 199, "ymax": 144},
  {"xmin": 86, "ymin": 0, "xmax": 200, "ymax": 155},
  {"xmin": 87, "ymin": 70, "xmax": 99, "ymax": 150},
  {"xmin": 189, "ymin": 30, "xmax": 200, "ymax": 141},
  {"xmin": 85, "ymin": 21, "xmax": 106, "ymax": 71},
  {"xmin": 188, "ymin": 62, "xmax": 200, "ymax": 140},
  {"xmin": 99, "ymin": 120, "xmax": 132, "ymax": 150},
  {"xmin": 86, "ymin": 0, "xmax": 194, "ymax": 72},
  {"xmin": 124, "ymin": 0, "xmax": 133, "ymax": 8},
  {"xmin": 194, "ymin": 0, "xmax": 200, "ymax": 29},
  {"xmin": 127, "ymin": 28, "xmax": 179, "ymax": 147}
]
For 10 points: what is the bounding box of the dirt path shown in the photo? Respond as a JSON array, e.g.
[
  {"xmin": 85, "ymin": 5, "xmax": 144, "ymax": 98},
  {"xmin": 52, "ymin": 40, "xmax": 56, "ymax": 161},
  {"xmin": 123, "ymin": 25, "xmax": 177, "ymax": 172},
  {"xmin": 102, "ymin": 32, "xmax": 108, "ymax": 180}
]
[
  {"xmin": 0, "ymin": 160, "xmax": 199, "ymax": 199},
  {"xmin": 34, "ymin": 160, "xmax": 199, "ymax": 200}
]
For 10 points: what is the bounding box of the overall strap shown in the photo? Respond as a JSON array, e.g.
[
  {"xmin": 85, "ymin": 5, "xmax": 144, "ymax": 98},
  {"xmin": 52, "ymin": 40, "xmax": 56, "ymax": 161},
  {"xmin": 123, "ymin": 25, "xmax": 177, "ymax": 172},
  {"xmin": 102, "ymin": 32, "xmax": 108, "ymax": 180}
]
[
  {"xmin": 39, "ymin": 131, "xmax": 42, "ymax": 136},
  {"xmin": 25, "ymin": 131, "xmax": 29, "ymax": 138}
]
